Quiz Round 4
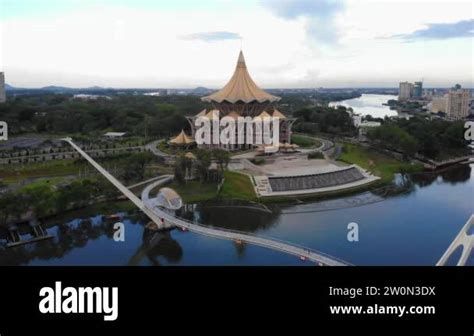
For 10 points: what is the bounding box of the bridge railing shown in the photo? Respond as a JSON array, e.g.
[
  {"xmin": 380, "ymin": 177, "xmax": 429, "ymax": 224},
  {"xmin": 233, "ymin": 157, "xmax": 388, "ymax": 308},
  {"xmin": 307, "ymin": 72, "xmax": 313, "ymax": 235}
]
[{"xmin": 160, "ymin": 208, "xmax": 353, "ymax": 265}]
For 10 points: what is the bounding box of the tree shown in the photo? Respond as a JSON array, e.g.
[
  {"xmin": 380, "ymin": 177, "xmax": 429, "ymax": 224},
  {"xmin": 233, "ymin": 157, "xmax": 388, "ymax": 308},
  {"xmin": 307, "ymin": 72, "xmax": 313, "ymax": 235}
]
[
  {"xmin": 23, "ymin": 184, "xmax": 56, "ymax": 219},
  {"xmin": 0, "ymin": 192, "xmax": 19, "ymax": 226},
  {"xmin": 212, "ymin": 149, "xmax": 230, "ymax": 181},
  {"xmin": 120, "ymin": 152, "xmax": 154, "ymax": 183},
  {"xmin": 173, "ymin": 155, "xmax": 185, "ymax": 185},
  {"xmin": 195, "ymin": 149, "xmax": 211, "ymax": 183}
]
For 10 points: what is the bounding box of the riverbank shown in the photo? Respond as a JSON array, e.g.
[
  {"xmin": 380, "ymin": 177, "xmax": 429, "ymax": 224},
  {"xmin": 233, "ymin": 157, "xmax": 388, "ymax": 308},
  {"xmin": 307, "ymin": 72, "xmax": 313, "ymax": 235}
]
[
  {"xmin": 165, "ymin": 141, "xmax": 423, "ymax": 204},
  {"xmin": 339, "ymin": 143, "xmax": 423, "ymax": 183}
]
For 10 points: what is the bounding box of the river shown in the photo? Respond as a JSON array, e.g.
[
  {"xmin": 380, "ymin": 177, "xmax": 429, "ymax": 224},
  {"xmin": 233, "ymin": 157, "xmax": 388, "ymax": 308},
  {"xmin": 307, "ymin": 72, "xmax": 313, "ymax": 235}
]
[
  {"xmin": 1, "ymin": 163, "xmax": 472, "ymax": 266},
  {"xmin": 329, "ymin": 93, "xmax": 399, "ymax": 119}
]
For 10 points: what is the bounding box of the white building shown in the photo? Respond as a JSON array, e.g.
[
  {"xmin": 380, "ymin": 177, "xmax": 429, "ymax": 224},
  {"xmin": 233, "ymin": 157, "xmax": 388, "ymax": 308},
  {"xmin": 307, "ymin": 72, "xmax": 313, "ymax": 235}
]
[
  {"xmin": 104, "ymin": 132, "xmax": 127, "ymax": 138},
  {"xmin": 399, "ymin": 82, "xmax": 413, "ymax": 101},
  {"xmin": 0, "ymin": 72, "xmax": 5, "ymax": 103},
  {"xmin": 358, "ymin": 121, "xmax": 381, "ymax": 138},
  {"xmin": 360, "ymin": 121, "xmax": 381, "ymax": 128},
  {"xmin": 352, "ymin": 114, "xmax": 362, "ymax": 127},
  {"xmin": 447, "ymin": 89, "xmax": 470, "ymax": 120},
  {"xmin": 73, "ymin": 94, "xmax": 111, "ymax": 100}
]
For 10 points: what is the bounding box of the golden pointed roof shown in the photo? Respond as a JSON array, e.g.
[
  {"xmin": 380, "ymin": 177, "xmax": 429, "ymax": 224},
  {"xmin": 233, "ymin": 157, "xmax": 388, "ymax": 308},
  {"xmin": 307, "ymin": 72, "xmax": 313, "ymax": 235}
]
[
  {"xmin": 169, "ymin": 130, "xmax": 195, "ymax": 145},
  {"xmin": 226, "ymin": 111, "xmax": 241, "ymax": 120},
  {"xmin": 272, "ymin": 109, "xmax": 287, "ymax": 119},
  {"xmin": 202, "ymin": 51, "xmax": 281, "ymax": 104},
  {"xmin": 254, "ymin": 111, "xmax": 271, "ymax": 120}
]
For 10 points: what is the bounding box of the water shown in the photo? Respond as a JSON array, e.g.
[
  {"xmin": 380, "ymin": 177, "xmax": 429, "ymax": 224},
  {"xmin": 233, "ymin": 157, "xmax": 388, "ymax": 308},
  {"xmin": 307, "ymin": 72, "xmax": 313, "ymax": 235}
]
[
  {"xmin": 1, "ymin": 164, "xmax": 473, "ymax": 266},
  {"xmin": 330, "ymin": 94, "xmax": 398, "ymax": 119}
]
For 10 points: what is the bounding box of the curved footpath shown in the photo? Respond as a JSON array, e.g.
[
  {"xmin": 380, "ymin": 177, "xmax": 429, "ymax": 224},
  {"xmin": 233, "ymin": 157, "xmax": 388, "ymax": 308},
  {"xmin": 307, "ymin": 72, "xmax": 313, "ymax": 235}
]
[
  {"xmin": 145, "ymin": 139, "xmax": 173, "ymax": 159},
  {"xmin": 63, "ymin": 137, "xmax": 351, "ymax": 266},
  {"xmin": 142, "ymin": 178, "xmax": 352, "ymax": 266}
]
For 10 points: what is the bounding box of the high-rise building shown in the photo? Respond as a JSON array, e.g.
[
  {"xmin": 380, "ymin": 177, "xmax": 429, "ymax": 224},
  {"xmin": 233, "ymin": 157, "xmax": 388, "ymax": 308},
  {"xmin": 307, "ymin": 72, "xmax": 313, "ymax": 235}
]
[
  {"xmin": 430, "ymin": 96, "xmax": 448, "ymax": 114},
  {"xmin": 447, "ymin": 88, "xmax": 470, "ymax": 120},
  {"xmin": 399, "ymin": 82, "xmax": 413, "ymax": 101},
  {"xmin": 0, "ymin": 72, "xmax": 5, "ymax": 103},
  {"xmin": 413, "ymin": 81, "xmax": 423, "ymax": 98}
]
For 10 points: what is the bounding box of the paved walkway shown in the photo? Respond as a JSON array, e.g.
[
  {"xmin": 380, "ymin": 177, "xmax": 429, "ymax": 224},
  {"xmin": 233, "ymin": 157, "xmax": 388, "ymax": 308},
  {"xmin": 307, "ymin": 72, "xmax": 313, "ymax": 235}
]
[
  {"xmin": 145, "ymin": 139, "xmax": 173, "ymax": 159},
  {"xmin": 142, "ymin": 179, "xmax": 351, "ymax": 266}
]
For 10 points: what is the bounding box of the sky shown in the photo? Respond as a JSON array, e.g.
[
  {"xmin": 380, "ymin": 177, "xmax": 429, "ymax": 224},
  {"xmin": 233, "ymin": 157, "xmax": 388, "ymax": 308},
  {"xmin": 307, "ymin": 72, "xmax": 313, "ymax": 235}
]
[{"xmin": 0, "ymin": 0, "xmax": 473, "ymax": 88}]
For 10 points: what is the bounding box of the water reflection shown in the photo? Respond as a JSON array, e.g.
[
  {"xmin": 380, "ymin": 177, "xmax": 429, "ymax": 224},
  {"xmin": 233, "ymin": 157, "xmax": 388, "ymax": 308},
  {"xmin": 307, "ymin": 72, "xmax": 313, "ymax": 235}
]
[
  {"xmin": 178, "ymin": 201, "xmax": 281, "ymax": 233},
  {"xmin": 0, "ymin": 164, "xmax": 472, "ymax": 265},
  {"xmin": 128, "ymin": 226, "xmax": 183, "ymax": 266},
  {"xmin": 0, "ymin": 216, "xmax": 115, "ymax": 265},
  {"xmin": 411, "ymin": 164, "xmax": 472, "ymax": 188},
  {"xmin": 0, "ymin": 211, "xmax": 183, "ymax": 266}
]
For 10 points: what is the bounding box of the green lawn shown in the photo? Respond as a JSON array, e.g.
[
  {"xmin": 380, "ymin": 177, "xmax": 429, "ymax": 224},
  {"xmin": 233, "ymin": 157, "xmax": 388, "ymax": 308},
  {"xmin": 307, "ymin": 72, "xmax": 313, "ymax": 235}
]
[
  {"xmin": 339, "ymin": 143, "xmax": 423, "ymax": 183},
  {"xmin": 168, "ymin": 171, "xmax": 257, "ymax": 203},
  {"xmin": 219, "ymin": 171, "xmax": 256, "ymax": 200},
  {"xmin": 0, "ymin": 160, "xmax": 86, "ymax": 184},
  {"xmin": 291, "ymin": 134, "xmax": 322, "ymax": 148},
  {"xmin": 167, "ymin": 180, "xmax": 219, "ymax": 203}
]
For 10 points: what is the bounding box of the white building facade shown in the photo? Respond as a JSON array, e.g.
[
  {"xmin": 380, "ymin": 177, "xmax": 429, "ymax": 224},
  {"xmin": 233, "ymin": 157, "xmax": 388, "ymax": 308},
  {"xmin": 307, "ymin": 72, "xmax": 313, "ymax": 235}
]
[
  {"xmin": 447, "ymin": 89, "xmax": 470, "ymax": 120},
  {"xmin": 399, "ymin": 82, "xmax": 413, "ymax": 101}
]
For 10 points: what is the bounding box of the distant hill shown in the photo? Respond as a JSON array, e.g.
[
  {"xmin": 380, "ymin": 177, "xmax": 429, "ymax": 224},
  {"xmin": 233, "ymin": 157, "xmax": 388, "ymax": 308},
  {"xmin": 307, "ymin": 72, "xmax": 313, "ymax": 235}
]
[
  {"xmin": 85, "ymin": 86, "xmax": 108, "ymax": 90},
  {"xmin": 40, "ymin": 85, "xmax": 76, "ymax": 91},
  {"xmin": 191, "ymin": 86, "xmax": 212, "ymax": 95},
  {"xmin": 5, "ymin": 83, "xmax": 16, "ymax": 90}
]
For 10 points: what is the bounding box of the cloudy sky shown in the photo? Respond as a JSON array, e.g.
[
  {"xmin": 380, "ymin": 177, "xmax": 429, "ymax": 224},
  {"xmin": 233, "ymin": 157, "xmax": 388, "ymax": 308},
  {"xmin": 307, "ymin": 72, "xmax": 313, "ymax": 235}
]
[{"xmin": 0, "ymin": 0, "xmax": 473, "ymax": 88}]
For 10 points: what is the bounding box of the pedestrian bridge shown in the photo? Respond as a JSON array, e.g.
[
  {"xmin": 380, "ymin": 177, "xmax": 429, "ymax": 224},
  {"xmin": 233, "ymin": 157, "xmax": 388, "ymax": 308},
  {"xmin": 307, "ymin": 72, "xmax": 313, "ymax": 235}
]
[{"xmin": 62, "ymin": 137, "xmax": 352, "ymax": 266}]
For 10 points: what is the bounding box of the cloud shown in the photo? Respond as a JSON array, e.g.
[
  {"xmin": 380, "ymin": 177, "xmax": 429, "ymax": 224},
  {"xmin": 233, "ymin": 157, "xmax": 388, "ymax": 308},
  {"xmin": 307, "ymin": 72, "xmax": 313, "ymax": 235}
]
[
  {"xmin": 389, "ymin": 19, "xmax": 474, "ymax": 42},
  {"xmin": 260, "ymin": 0, "xmax": 345, "ymax": 45},
  {"xmin": 179, "ymin": 31, "xmax": 241, "ymax": 42}
]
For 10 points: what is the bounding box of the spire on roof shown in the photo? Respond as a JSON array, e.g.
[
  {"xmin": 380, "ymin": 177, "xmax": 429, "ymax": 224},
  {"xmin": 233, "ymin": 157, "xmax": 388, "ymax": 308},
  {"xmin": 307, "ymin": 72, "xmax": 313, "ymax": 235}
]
[
  {"xmin": 202, "ymin": 50, "xmax": 281, "ymax": 104},
  {"xmin": 237, "ymin": 50, "xmax": 246, "ymax": 69}
]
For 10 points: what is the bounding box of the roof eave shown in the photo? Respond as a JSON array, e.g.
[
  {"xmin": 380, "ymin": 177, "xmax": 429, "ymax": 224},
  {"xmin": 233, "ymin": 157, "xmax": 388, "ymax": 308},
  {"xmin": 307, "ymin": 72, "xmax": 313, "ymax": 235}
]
[{"xmin": 201, "ymin": 97, "xmax": 281, "ymax": 104}]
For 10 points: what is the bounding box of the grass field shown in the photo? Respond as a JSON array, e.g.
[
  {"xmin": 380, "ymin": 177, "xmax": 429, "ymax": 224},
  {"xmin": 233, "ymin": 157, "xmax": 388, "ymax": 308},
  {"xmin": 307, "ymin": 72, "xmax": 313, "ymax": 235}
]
[
  {"xmin": 291, "ymin": 134, "xmax": 322, "ymax": 148},
  {"xmin": 219, "ymin": 171, "xmax": 257, "ymax": 200},
  {"xmin": 339, "ymin": 143, "xmax": 423, "ymax": 183},
  {"xmin": 167, "ymin": 180, "xmax": 219, "ymax": 203},
  {"xmin": 166, "ymin": 171, "xmax": 257, "ymax": 203},
  {"xmin": 0, "ymin": 160, "xmax": 86, "ymax": 184}
]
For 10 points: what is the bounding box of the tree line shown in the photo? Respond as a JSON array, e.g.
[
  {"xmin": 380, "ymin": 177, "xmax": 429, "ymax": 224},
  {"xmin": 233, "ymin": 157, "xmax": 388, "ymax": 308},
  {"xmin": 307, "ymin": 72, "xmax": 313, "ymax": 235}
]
[
  {"xmin": 0, "ymin": 178, "xmax": 119, "ymax": 227},
  {"xmin": 367, "ymin": 116, "xmax": 469, "ymax": 160},
  {"xmin": 292, "ymin": 105, "xmax": 357, "ymax": 136},
  {"xmin": 0, "ymin": 94, "xmax": 206, "ymax": 138}
]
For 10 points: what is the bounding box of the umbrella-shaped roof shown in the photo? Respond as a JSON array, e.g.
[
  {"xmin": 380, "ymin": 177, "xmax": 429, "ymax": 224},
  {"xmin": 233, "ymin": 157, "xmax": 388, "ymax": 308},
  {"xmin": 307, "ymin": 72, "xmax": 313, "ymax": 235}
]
[
  {"xmin": 169, "ymin": 130, "xmax": 195, "ymax": 145},
  {"xmin": 202, "ymin": 51, "xmax": 281, "ymax": 104}
]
